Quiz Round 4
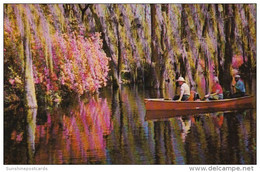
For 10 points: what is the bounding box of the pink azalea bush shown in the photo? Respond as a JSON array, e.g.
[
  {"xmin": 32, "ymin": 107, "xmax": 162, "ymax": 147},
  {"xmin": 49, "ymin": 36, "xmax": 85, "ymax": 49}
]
[{"xmin": 4, "ymin": 4, "xmax": 110, "ymax": 104}]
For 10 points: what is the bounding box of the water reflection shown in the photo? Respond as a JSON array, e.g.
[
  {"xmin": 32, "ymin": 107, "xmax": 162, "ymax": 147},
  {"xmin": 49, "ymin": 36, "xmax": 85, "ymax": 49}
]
[
  {"xmin": 4, "ymin": 86, "xmax": 256, "ymax": 164},
  {"xmin": 27, "ymin": 108, "xmax": 37, "ymax": 164},
  {"xmin": 35, "ymin": 98, "xmax": 112, "ymax": 164},
  {"xmin": 5, "ymin": 106, "xmax": 27, "ymax": 164}
]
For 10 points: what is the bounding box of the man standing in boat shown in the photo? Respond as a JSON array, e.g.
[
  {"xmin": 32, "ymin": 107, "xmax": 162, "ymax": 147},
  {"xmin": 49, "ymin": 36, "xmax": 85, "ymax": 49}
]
[
  {"xmin": 231, "ymin": 75, "xmax": 246, "ymax": 98},
  {"xmin": 205, "ymin": 76, "xmax": 223, "ymax": 100},
  {"xmin": 173, "ymin": 77, "xmax": 190, "ymax": 101}
]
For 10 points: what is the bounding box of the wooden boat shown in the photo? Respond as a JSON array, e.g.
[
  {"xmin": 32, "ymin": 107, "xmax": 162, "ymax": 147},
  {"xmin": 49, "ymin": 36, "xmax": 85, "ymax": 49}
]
[
  {"xmin": 145, "ymin": 96, "xmax": 255, "ymax": 120},
  {"xmin": 145, "ymin": 96, "xmax": 255, "ymax": 119}
]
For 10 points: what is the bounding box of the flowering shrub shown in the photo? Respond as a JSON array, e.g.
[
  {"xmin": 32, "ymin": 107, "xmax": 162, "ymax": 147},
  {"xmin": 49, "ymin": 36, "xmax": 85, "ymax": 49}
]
[
  {"xmin": 232, "ymin": 55, "xmax": 247, "ymax": 69},
  {"xmin": 4, "ymin": 4, "xmax": 110, "ymax": 104}
]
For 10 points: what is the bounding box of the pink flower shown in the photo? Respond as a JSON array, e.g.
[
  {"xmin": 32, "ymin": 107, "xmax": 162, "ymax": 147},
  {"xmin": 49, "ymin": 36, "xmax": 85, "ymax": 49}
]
[
  {"xmin": 232, "ymin": 55, "xmax": 245, "ymax": 69},
  {"xmin": 54, "ymin": 98, "xmax": 61, "ymax": 103},
  {"xmin": 9, "ymin": 78, "xmax": 15, "ymax": 85},
  {"xmin": 16, "ymin": 132, "xmax": 23, "ymax": 142}
]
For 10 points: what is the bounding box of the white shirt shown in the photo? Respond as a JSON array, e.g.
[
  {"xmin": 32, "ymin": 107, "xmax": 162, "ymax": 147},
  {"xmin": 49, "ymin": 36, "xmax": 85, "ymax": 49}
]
[{"xmin": 180, "ymin": 83, "xmax": 190, "ymax": 95}]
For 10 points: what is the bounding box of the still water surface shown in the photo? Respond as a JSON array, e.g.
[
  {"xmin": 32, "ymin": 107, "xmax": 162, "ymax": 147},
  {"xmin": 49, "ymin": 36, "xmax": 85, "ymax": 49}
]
[{"xmin": 4, "ymin": 85, "xmax": 256, "ymax": 164}]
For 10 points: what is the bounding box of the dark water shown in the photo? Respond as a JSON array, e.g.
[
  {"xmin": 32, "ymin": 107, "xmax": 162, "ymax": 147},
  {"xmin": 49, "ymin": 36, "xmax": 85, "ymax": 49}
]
[{"xmin": 4, "ymin": 85, "xmax": 256, "ymax": 164}]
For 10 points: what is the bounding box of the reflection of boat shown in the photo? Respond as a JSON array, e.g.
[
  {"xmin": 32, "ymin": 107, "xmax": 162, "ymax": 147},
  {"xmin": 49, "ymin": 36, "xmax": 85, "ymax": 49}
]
[
  {"xmin": 145, "ymin": 96, "xmax": 255, "ymax": 120},
  {"xmin": 146, "ymin": 109, "xmax": 227, "ymax": 120}
]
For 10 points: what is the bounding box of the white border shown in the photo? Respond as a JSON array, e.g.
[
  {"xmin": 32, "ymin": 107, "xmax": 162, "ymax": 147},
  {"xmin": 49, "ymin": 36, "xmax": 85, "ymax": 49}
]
[{"xmin": 1, "ymin": 1, "xmax": 259, "ymax": 172}]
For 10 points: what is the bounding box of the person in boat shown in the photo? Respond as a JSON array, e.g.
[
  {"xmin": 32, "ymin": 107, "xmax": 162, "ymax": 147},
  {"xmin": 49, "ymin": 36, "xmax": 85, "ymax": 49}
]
[
  {"xmin": 231, "ymin": 75, "xmax": 246, "ymax": 98},
  {"xmin": 173, "ymin": 77, "xmax": 190, "ymax": 101},
  {"xmin": 205, "ymin": 76, "xmax": 223, "ymax": 100},
  {"xmin": 190, "ymin": 86, "xmax": 201, "ymax": 101}
]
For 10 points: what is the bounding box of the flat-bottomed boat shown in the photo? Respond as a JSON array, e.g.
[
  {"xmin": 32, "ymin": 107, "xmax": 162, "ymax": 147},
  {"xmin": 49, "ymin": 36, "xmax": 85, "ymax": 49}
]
[
  {"xmin": 145, "ymin": 96, "xmax": 255, "ymax": 120},
  {"xmin": 145, "ymin": 96, "xmax": 255, "ymax": 111}
]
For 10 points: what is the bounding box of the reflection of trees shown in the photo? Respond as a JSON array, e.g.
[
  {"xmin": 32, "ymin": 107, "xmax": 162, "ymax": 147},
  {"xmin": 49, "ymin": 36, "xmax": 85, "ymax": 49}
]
[
  {"xmin": 183, "ymin": 110, "xmax": 256, "ymax": 164},
  {"xmin": 150, "ymin": 117, "xmax": 191, "ymax": 164},
  {"xmin": 153, "ymin": 119, "xmax": 186, "ymax": 164},
  {"xmin": 249, "ymin": 110, "xmax": 256, "ymax": 163},
  {"xmin": 212, "ymin": 112, "xmax": 224, "ymax": 129},
  {"xmin": 32, "ymin": 98, "xmax": 112, "ymax": 164},
  {"xmin": 154, "ymin": 121, "xmax": 176, "ymax": 164},
  {"xmin": 5, "ymin": 87, "xmax": 256, "ymax": 164},
  {"xmin": 26, "ymin": 108, "xmax": 37, "ymax": 164},
  {"xmin": 154, "ymin": 122, "xmax": 166, "ymax": 164},
  {"xmin": 4, "ymin": 107, "xmax": 28, "ymax": 164},
  {"xmin": 63, "ymin": 98, "xmax": 112, "ymax": 163},
  {"xmin": 222, "ymin": 110, "xmax": 256, "ymax": 164},
  {"xmin": 177, "ymin": 117, "xmax": 192, "ymax": 142},
  {"xmin": 150, "ymin": 110, "xmax": 256, "ymax": 164},
  {"xmin": 106, "ymin": 86, "xmax": 155, "ymax": 164},
  {"xmin": 184, "ymin": 113, "xmax": 227, "ymax": 164}
]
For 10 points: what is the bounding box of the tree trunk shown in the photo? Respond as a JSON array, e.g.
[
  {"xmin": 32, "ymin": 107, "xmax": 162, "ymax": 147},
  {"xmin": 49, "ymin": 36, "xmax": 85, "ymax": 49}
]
[
  {"xmin": 201, "ymin": 5, "xmax": 209, "ymax": 94},
  {"xmin": 246, "ymin": 6, "xmax": 253, "ymax": 93},
  {"xmin": 149, "ymin": 4, "xmax": 160, "ymax": 89},
  {"xmin": 26, "ymin": 108, "xmax": 37, "ymax": 163},
  {"xmin": 114, "ymin": 12, "xmax": 122, "ymax": 84},
  {"xmin": 222, "ymin": 4, "xmax": 234, "ymax": 92},
  {"xmin": 78, "ymin": 4, "xmax": 89, "ymax": 22},
  {"xmin": 89, "ymin": 5, "xmax": 119, "ymax": 87},
  {"xmin": 215, "ymin": 4, "xmax": 225, "ymax": 88},
  {"xmin": 180, "ymin": 5, "xmax": 197, "ymax": 88},
  {"xmin": 24, "ymin": 19, "xmax": 37, "ymax": 109},
  {"xmin": 180, "ymin": 5, "xmax": 187, "ymax": 78}
]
